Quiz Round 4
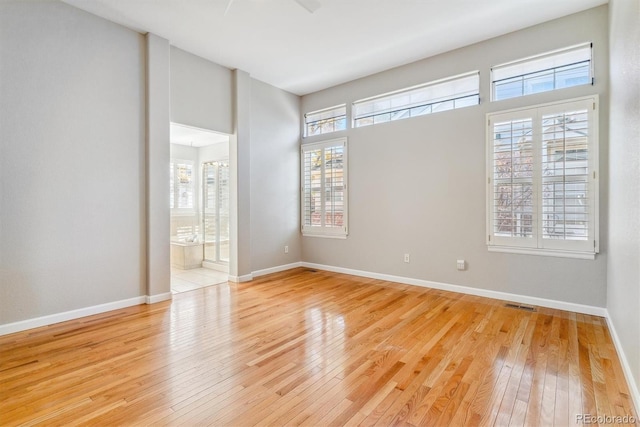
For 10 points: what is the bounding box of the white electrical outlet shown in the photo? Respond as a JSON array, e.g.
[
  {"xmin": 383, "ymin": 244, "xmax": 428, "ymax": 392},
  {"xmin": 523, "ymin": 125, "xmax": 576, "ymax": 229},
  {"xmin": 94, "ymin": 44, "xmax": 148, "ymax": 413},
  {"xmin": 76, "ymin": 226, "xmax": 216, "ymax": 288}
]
[
  {"xmin": 284, "ymin": 245, "xmax": 289, "ymax": 254},
  {"xmin": 404, "ymin": 253, "xmax": 410, "ymax": 263},
  {"xmin": 457, "ymin": 259, "xmax": 465, "ymax": 270}
]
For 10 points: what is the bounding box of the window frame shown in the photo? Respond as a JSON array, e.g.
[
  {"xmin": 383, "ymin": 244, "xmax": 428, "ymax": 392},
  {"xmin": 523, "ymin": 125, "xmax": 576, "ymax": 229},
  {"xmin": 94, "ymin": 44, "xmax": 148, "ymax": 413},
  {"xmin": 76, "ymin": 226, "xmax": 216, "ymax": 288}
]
[
  {"xmin": 491, "ymin": 43, "xmax": 593, "ymax": 101},
  {"xmin": 486, "ymin": 96, "xmax": 599, "ymax": 259},
  {"xmin": 304, "ymin": 104, "xmax": 347, "ymax": 138},
  {"xmin": 352, "ymin": 71, "xmax": 480, "ymax": 128},
  {"xmin": 301, "ymin": 138, "xmax": 348, "ymax": 239},
  {"xmin": 170, "ymin": 159, "xmax": 196, "ymax": 214}
]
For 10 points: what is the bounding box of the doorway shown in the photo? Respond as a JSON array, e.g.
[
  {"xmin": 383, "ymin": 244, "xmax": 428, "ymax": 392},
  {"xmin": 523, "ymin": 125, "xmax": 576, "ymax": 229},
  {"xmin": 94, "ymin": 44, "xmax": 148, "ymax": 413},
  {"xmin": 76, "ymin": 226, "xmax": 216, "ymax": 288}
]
[{"xmin": 169, "ymin": 123, "xmax": 230, "ymax": 293}]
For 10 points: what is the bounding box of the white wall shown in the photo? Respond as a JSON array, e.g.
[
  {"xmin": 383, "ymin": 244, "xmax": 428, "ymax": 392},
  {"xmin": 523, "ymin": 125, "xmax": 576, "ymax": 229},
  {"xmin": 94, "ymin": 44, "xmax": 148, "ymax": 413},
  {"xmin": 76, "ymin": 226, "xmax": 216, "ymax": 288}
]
[
  {"xmin": 301, "ymin": 6, "xmax": 609, "ymax": 307},
  {"xmin": 250, "ymin": 79, "xmax": 302, "ymax": 271},
  {"xmin": 608, "ymin": 0, "xmax": 640, "ymax": 404},
  {"xmin": 0, "ymin": 1, "xmax": 146, "ymax": 323},
  {"xmin": 170, "ymin": 46, "xmax": 233, "ymax": 134}
]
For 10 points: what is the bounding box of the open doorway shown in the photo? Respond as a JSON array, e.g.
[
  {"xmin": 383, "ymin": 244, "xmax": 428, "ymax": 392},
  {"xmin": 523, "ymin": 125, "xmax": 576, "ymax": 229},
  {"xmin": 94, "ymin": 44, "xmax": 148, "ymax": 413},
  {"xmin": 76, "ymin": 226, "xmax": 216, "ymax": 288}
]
[{"xmin": 169, "ymin": 123, "xmax": 230, "ymax": 293}]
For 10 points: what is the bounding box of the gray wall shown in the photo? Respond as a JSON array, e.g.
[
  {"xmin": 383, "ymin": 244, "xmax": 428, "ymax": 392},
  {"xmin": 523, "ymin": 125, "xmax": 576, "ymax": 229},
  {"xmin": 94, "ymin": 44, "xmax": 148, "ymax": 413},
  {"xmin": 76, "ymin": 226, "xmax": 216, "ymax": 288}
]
[
  {"xmin": 301, "ymin": 6, "xmax": 609, "ymax": 307},
  {"xmin": 608, "ymin": 0, "xmax": 640, "ymax": 400},
  {"xmin": 250, "ymin": 79, "xmax": 302, "ymax": 271},
  {"xmin": 0, "ymin": 1, "xmax": 146, "ymax": 323},
  {"xmin": 170, "ymin": 46, "xmax": 233, "ymax": 134}
]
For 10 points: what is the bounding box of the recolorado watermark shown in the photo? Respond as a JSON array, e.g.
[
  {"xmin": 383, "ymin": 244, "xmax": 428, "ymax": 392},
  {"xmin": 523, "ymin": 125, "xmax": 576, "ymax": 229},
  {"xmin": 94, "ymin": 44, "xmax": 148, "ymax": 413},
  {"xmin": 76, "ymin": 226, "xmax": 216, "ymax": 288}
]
[{"xmin": 576, "ymin": 414, "xmax": 637, "ymax": 424}]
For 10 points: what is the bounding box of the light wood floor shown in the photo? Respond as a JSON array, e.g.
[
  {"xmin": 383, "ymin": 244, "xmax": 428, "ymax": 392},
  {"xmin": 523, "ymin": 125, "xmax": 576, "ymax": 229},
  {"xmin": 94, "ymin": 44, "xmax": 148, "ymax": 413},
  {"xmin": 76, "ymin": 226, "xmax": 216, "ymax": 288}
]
[{"xmin": 1, "ymin": 268, "xmax": 637, "ymax": 426}]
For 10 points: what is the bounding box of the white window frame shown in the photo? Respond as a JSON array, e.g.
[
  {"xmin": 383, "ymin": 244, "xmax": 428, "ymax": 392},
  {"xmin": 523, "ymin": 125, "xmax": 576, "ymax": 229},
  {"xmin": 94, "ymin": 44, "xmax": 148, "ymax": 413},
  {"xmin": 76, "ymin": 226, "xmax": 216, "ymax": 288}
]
[
  {"xmin": 352, "ymin": 71, "xmax": 480, "ymax": 128},
  {"xmin": 486, "ymin": 96, "xmax": 599, "ymax": 259},
  {"xmin": 491, "ymin": 43, "xmax": 593, "ymax": 101},
  {"xmin": 170, "ymin": 159, "xmax": 195, "ymax": 214},
  {"xmin": 304, "ymin": 104, "xmax": 347, "ymax": 138},
  {"xmin": 301, "ymin": 138, "xmax": 348, "ymax": 238}
]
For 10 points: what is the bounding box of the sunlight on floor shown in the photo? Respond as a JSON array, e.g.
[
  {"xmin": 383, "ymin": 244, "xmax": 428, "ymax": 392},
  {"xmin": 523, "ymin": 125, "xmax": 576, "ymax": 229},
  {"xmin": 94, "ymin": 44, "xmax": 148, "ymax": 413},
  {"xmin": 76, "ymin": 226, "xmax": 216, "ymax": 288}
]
[{"xmin": 170, "ymin": 267, "xmax": 228, "ymax": 293}]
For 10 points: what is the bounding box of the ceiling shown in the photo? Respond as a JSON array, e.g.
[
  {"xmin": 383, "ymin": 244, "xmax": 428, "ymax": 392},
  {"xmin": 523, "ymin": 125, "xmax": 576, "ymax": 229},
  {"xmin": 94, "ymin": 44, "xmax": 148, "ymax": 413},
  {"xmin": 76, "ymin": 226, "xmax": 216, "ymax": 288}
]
[
  {"xmin": 61, "ymin": 0, "xmax": 607, "ymax": 96},
  {"xmin": 170, "ymin": 123, "xmax": 229, "ymax": 148}
]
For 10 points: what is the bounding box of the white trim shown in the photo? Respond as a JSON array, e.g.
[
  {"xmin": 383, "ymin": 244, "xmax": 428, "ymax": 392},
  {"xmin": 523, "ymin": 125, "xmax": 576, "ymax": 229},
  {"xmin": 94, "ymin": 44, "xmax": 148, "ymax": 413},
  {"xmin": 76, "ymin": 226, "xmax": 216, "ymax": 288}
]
[
  {"xmin": 300, "ymin": 262, "xmax": 607, "ymax": 317},
  {"xmin": 252, "ymin": 262, "xmax": 303, "ymax": 278},
  {"xmin": 604, "ymin": 313, "xmax": 640, "ymax": 416},
  {"xmin": 146, "ymin": 292, "xmax": 172, "ymax": 304},
  {"xmin": 0, "ymin": 296, "xmax": 146, "ymax": 336},
  {"xmin": 488, "ymin": 246, "xmax": 596, "ymax": 260},
  {"xmin": 228, "ymin": 273, "xmax": 253, "ymax": 283}
]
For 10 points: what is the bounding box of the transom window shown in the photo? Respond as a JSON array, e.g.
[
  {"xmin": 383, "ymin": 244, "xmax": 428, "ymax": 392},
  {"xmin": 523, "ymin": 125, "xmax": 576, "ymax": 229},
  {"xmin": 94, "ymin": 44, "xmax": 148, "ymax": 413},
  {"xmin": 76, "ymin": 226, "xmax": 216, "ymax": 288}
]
[
  {"xmin": 487, "ymin": 97, "xmax": 599, "ymax": 259},
  {"xmin": 304, "ymin": 105, "xmax": 347, "ymax": 137},
  {"xmin": 352, "ymin": 72, "xmax": 479, "ymax": 127},
  {"xmin": 492, "ymin": 43, "xmax": 592, "ymax": 101},
  {"xmin": 301, "ymin": 138, "xmax": 348, "ymax": 238}
]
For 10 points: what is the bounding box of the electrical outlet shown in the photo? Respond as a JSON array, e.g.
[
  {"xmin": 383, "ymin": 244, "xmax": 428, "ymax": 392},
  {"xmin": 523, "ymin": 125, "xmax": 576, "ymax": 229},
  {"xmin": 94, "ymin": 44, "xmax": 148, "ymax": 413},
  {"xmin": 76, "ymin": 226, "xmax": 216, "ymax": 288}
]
[
  {"xmin": 284, "ymin": 245, "xmax": 289, "ymax": 254},
  {"xmin": 457, "ymin": 259, "xmax": 465, "ymax": 270},
  {"xmin": 404, "ymin": 253, "xmax": 410, "ymax": 263}
]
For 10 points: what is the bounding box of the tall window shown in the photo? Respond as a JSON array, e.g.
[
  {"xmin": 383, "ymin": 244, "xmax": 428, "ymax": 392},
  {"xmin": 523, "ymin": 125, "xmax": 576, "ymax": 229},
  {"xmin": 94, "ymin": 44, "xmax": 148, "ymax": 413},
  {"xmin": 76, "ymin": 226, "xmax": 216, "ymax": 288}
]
[
  {"xmin": 492, "ymin": 43, "xmax": 592, "ymax": 101},
  {"xmin": 170, "ymin": 160, "xmax": 194, "ymax": 210},
  {"xmin": 487, "ymin": 97, "xmax": 598, "ymax": 258},
  {"xmin": 352, "ymin": 72, "xmax": 479, "ymax": 127},
  {"xmin": 301, "ymin": 138, "xmax": 348, "ymax": 238},
  {"xmin": 304, "ymin": 105, "xmax": 347, "ymax": 137}
]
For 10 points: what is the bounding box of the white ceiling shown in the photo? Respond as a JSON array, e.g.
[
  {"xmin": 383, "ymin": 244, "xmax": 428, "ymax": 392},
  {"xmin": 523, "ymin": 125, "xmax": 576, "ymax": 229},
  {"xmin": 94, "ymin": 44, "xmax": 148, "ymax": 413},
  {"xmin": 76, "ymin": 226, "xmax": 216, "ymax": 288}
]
[
  {"xmin": 170, "ymin": 123, "xmax": 229, "ymax": 148},
  {"xmin": 62, "ymin": 0, "xmax": 606, "ymax": 96}
]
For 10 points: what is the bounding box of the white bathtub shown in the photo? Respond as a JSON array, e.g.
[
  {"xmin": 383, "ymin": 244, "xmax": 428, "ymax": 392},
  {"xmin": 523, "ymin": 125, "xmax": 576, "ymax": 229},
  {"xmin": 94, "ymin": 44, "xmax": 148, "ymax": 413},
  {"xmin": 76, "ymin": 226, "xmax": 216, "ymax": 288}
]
[{"xmin": 170, "ymin": 238, "xmax": 203, "ymax": 270}]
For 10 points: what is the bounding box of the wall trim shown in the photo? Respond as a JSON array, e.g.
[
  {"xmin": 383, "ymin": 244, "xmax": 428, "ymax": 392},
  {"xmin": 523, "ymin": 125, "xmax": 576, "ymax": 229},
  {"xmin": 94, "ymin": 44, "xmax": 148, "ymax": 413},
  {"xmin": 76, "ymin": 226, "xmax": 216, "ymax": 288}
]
[
  {"xmin": 0, "ymin": 296, "xmax": 147, "ymax": 336},
  {"xmin": 604, "ymin": 312, "xmax": 640, "ymax": 416},
  {"xmin": 229, "ymin": 273, "xmax": 253, "ymax": 283},
  {"xmin": 146, "ymin": 292, "xmax": 172, "ymax": 304},
  {"xmin": 252, "ymin": 262, "xmax": 303, "ymax": 278},
  {"xmin": 300, "ymin": 262, "xmax": 608, "ymax": 317}
]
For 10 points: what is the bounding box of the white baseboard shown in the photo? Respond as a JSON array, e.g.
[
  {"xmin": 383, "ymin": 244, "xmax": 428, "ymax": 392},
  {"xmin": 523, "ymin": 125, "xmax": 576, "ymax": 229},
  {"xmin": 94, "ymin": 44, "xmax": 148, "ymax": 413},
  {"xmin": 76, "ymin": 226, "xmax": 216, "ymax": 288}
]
[
  {"xmin": 604, "ymin": 313, "xmax": 640, "ymax": 416},
  {"xmin": 252, "ymin": 262, "xmax": 303, "ymax": 278},
  {"xmin": 301, "ymin": 262, "xmax": 608, "ymax": 317},
  {"xmin": 146, "ymin": 292, "xmax": 172, "ymax": 304},
  {"xmin": 228, "ymin": 273, "xmax": 253, "ymax": 283},
  {"xmin": 0, "ymin": 296, "xmax": 146, "ymax": 336}
]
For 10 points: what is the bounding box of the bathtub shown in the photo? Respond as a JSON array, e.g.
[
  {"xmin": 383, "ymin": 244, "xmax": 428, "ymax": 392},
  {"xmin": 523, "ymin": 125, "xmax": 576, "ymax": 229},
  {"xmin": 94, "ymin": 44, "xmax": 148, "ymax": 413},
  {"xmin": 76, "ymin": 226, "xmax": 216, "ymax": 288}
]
[{"xmin": 170, "ymin": 238, "xmax": 203, "ymax": 270}]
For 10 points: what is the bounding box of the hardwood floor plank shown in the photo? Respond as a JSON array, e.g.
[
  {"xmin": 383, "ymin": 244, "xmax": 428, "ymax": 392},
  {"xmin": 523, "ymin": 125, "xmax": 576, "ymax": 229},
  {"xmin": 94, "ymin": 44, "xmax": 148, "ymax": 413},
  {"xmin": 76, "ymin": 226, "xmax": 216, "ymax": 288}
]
[{"xmin": 0, "ymin": 268, "xmax": 636, "ymax": 426}]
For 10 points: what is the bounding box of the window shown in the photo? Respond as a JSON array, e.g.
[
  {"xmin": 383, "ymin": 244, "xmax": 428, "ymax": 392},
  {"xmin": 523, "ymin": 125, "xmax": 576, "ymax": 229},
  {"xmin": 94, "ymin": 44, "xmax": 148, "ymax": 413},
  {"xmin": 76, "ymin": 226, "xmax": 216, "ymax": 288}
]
[
  {"xmin": 301, "ymin": 138, "xmax": 348, "ymax": 238},
  {"xmin": 492, "ymin": 43, "xmax": 592, "ymax": 101},
  {"xmin": 487, "ymin": 97, "xmax": 598, "ymax": 258},
  {"xmin": 304, "ymin": 105, "xmax": 347, "ymax": 137},
  {"xmin": 352, "ymin": 72, "xmax": 479, "ymax": 127},
  {"xmin": 169, "ymin": 160, "xmax": 194, "ymax": 211}
]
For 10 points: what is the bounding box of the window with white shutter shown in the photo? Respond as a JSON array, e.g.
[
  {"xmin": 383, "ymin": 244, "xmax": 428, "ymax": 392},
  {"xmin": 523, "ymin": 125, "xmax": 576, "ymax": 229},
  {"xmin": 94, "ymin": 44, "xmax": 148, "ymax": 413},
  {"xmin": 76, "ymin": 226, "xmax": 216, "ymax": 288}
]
[
  {"xmin": 301, "ymin": 138, "xmax": 348, "ymax": 238},
  {"xmin": 304, "ymin": 105, "xmax": 347, "ymax": 137},
  {"xmin": 170, "ymin": 160, "xmax": 195, "ymax": 211},
  {"xmin": 352, "ymin": 72, "xmax": 479, "ymax": 128},
  {"xmin": 492, "ymin": 43, "xmax": 592, "ymax": 101},
  {"xmin": 487, "ymin": 96, "xmax": 598, "ymax": 258}
]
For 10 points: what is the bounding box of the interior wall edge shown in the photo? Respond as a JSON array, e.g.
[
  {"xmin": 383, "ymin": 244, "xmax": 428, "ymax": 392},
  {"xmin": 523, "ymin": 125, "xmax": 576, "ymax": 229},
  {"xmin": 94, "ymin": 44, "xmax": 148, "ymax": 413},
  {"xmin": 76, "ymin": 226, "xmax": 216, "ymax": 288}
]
[{"xmin": 605, "ymin": 313, "xmax": 640, "ymax": 416}]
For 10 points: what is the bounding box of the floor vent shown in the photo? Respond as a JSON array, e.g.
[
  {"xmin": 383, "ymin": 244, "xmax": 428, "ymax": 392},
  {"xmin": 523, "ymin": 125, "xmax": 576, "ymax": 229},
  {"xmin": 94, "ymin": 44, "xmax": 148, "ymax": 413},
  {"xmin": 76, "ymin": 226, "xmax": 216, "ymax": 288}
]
[
  {"xmin": 305, "ymin": 268, "xmax": 318, "ymax": 273},
  {"xmin": 504, "ymin": 303, "xmax": 536, "ymax": 312}
]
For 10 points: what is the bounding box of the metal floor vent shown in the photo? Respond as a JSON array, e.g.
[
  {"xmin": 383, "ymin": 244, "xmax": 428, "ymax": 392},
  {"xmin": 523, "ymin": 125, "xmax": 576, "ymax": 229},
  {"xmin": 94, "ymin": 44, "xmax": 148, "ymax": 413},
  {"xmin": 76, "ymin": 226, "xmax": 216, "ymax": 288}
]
[{"xmin": 504, "ymin": 303, "xmax": 536, "ymax": 312}]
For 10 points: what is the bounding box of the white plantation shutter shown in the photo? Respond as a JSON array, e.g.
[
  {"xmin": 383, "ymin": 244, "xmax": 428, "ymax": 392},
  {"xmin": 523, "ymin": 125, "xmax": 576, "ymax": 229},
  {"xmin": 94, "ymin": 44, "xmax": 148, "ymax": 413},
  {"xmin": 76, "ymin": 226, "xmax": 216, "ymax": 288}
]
[
  {"xmin": 302, "ymin": 138, "xmax": 348, "ymax": 238},
  {"xmin": 487, "ymin": 97, "xmax": 598, "ymax": 258},
  {"xmin": 539, "ymin": 101, "xmax": 594, "ymax": 251},
  {"xmin": 490, "ymin": 112, "xmax": 537, "ymax": 248},
  {"xmin": 170, "ymin": 160, "xmax": 194, "ymax": 211}
]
